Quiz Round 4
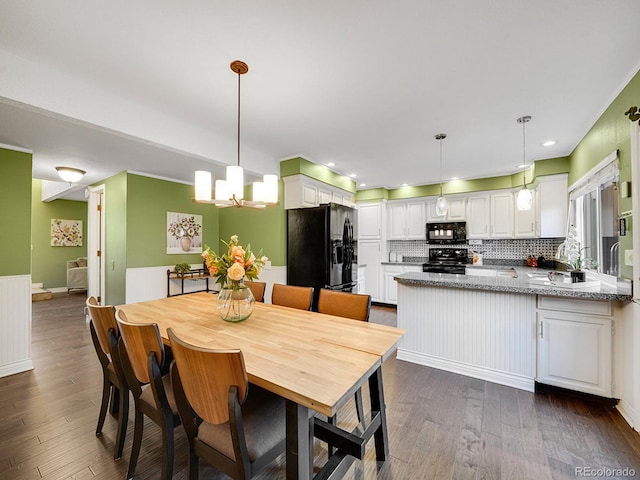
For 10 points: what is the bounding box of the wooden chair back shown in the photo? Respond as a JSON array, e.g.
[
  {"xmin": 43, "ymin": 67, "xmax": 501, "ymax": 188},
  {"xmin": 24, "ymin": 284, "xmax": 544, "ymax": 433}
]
[
  {"xmin": 86, "ymin": 295, "xmax": 119, "ymax": 355},
  {"xmin": 271, "ymin": 283, "xmax": 314, "ymax": 311},
  {"xmin": 115, "ymin": 310, "xmax": 165, "ymax": 385},
  {"xmin": 168, "ymin": 328, "xmax": 247, "ymax": 425},
  {"xmin": 244, "ymin": 280, "xmax": 266, "ymax": 303},
  {"xmin": 318, "ymin": 289, "xmax": 371, "ymax": 321}
]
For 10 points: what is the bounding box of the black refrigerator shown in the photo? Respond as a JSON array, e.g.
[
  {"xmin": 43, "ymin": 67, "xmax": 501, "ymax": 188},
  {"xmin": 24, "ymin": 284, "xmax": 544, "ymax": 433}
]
[{"xmin": 287, "ymin": 203, "xmax": 357, "ymax": 311}]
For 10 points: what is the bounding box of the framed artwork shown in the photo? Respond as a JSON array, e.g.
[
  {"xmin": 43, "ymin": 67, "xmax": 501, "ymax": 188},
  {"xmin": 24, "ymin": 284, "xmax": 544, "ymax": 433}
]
[
  {"xmin": 167, "ymin": 212, "xmax": 203, "ymax": 254},
  {"xmin": 51, "ymin": 219, "xmax": 83, "ymax": 246}
]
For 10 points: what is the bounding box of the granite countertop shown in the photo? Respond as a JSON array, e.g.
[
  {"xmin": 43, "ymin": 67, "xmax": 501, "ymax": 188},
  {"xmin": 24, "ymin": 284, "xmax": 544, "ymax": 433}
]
[{"xmin": 394, "ymin": 268, "xmax": 633, "ymax": 302}]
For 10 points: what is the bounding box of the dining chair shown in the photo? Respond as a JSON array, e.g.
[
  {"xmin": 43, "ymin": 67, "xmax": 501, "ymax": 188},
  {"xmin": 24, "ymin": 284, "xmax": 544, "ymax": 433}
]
[
  {"xmin": 86, "ymin": 296, "xmax": 129, "ymax": 460},
  {"xmin": 317, "ymin": 289, "xmax": 372, "ymax": 453},
  {"xmin": 244, "ymin": 280, "xmax": 266, "ymax": 303},
  {"xmin": 271, "ymin": 283, "xmax": 314, "ymax": 311},
  {"xmin": 167, "ymin": 328, "xmax": 286, "ymax": 480},
  {"xmin": 317, "ymin": 288, "xmax": 371, "ymax": 322},
  {"xmin": 115, "ymin": 310, "xmax": 180, "ymax": 480}
]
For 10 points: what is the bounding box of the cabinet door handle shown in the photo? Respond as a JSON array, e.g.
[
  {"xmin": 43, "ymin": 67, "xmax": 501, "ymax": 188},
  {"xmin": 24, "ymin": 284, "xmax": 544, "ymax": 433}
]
[
  {"xmin": 531, "ymin": 222, "xmax": 534, "ymax": 231},
  {"xmin": 540, "ymin": 321, "xmax": 544, "ymax": 338}
]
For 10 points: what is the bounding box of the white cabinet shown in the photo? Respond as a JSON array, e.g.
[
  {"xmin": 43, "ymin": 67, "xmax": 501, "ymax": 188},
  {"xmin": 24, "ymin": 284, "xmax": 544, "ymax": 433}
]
[
  {"xmin": 446, "ymin": 197, "xmax": 467, "ymax": 221},
  {"xmin": 537, "ymin": 174, "xmax": 568, "ymax": 238},
  {"xmin": 537, "ymin": 296, "xmax": 613, "ymax": 397},
  {"xmin": 489, "ymin": 192, "xmax": 514, "ymax": 238},
  {"xmin": 466, "ymin": 195, "xmax": 490, "ymax": 238},
  {"xmin": 514, "ymin": 189, "xmax": 537, "ymax": 238},
  {"xmin": 283, "ymin": 174, "xmax": 354, "ymax": 209},
  {"xmin": 387, "ymin": 200, "xmax": 425, "ymax": 240},
  {"xmin": 358, "ymin": 202, "xmax": 383, "ymax": 240},
  {"xmin": 358, "ymin": 241, "xmax": 382, "ymax": 301},
  {"xmin": 426, "ymin": 196, "xmax": 465, "ymax": 221},
  {"xmin": 383, "ymin": 264, "xmax": 422, "ymax": 305}
]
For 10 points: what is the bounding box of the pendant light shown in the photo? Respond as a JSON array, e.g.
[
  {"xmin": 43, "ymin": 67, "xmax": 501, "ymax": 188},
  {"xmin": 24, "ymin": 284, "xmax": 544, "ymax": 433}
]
[
  {"xmin": 194, "ymin": 60, "xmax": 278, "ymax": 208},
  {"xmin": 516, "ymin": 115, "xmax": 533, "ymax": 211},
  {"xmin": 435, "ymin": 133, "xmax": 448, "ymax": 216}
]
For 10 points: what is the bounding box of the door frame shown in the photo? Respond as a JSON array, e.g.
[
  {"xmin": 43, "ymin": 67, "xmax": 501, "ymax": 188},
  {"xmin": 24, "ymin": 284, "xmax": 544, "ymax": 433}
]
[{"xmin": 87, "ymin": 184, "xmax": 105, "ymax": 304}]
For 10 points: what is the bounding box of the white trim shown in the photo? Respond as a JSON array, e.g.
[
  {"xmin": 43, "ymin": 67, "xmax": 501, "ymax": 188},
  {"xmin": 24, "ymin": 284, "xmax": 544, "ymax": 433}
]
[
  {"xmin": 568, "ymin": 150, "xmax": 619, "ymax": 198},
  {"xmin": 616, "ymin": 397, "xmax": 639, "ymax": 432},
  {"xmin": 0, "ymin": 142, "xmax": 32, "ymax": 154},
  {"xmin": 126, "ymin": 170, "xmax": 194, "ymax": 185},
  {"xmin": 0, "ymin": 359, "xmax": 34, "ymax": 377},
  {"xmin": 396, "ymin": 349, "xmax": 535, "ymax": 392}
]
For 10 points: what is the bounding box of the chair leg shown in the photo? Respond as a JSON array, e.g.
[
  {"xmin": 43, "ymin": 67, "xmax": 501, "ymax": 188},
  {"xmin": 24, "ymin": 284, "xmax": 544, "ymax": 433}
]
[
  {"xmin": 109, "ymin": 385, "xmax": 120, "ymax": 415},
  {"xmin": 114, "ymin": 386, "xmax": 129, "ymax": 460},
  {"xmin": 96, "ymin": 376, "xmax": 111, "ymax": 435},
  {"xmin": 160, "ymin": 418, "xmax": 175, "ymax": 480},
  {"xmin": 354, "ymin": 387, "xmax": 365, "ymax": 424},
  {"xmin": 188, "ymin": 451, "xmax": 199, "ymax": 480},
  {"xmin": 127, "ymin": 410, "xmax": 145, "ymax": 478}
]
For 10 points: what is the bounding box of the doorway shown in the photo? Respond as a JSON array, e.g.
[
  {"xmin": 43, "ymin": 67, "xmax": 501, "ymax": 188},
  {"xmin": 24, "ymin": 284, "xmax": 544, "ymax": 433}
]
[{"xmin": 87, "ymin": 185, "xmax": 105, "ymax": 304}]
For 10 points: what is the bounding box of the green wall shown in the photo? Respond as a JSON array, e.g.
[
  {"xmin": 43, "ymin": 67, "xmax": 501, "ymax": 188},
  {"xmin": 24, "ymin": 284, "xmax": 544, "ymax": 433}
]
[
  {"xmin": 281, "ymin": 157, "xmax": 357, "ymax": 193},
  {"xmin": 101, "ymin": 172, "xmax": 220, "ymax": 305},
  {"xmin": 354, "ymin": 156, "xmax": 571, "ymax": 202},
  {"xmin": 31, "ymin": 179, "xmax": 87, "ymax": 288},
  {"xmin": 218, "ymin": 181, "xmax": 286, "ymax": 267},
  {"xmin": 569, "ymin": 68, "xmax": 640, "ymax": 280},
  {"xmin": 0, "ymin": 148, "xmax": 32, "ymax": 276}
]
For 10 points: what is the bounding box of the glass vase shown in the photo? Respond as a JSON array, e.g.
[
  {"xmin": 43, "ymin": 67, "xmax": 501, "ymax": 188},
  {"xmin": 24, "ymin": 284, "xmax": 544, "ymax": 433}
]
[{"xmin": 216, "ymin": 281, "xmax": 255, "ymax": 322}]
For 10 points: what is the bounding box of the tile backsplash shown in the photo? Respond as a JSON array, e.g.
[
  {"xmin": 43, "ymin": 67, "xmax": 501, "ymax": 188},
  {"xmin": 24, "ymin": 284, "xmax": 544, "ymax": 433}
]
[{"xmin": 387, "ymin": 238, "xmax": 564, "ymax": 262}]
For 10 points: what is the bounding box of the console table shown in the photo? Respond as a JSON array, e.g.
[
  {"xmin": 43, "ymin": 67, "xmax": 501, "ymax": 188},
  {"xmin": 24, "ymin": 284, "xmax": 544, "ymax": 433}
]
[{"xmin": 166, "ymin": 268, "xmax": 212, "ymax": 297}]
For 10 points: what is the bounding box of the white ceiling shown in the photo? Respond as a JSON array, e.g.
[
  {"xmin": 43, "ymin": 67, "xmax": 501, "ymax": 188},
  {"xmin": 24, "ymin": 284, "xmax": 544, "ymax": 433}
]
[{"xmin": 1, "ymin": 1, "xmax": 640, "ymax": 198}]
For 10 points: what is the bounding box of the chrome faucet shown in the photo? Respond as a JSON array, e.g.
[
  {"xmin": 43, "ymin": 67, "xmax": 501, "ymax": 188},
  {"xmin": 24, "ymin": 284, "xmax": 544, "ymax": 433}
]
[{"xmin": 609, "ymin": 241, "xmax": 620, "ymax": 276}]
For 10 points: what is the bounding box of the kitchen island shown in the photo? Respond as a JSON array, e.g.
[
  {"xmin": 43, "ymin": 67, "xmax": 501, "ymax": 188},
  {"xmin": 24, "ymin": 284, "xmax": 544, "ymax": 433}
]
[{"xmin": 394, "ymin": 269, "xmax": 632, "ymax": 396}]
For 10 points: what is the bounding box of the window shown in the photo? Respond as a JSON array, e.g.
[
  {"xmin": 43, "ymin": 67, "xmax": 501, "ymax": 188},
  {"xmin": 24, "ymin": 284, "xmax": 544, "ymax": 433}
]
[{"xmin": 568, "ymin": 152, "xmax": 620, "ymax": 275}]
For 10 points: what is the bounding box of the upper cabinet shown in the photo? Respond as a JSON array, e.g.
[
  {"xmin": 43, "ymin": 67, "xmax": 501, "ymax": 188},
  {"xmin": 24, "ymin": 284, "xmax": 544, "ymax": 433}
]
[
  {"xmin": 514, "ymin": 188, "xmax": 537, "ymax": 238},
  {"xmin": 283, "ymin": 175, "xmax": 354, "ymax": 209},
  {"xmin": 537, "ymin": 174, "xmax": 568, "ymax": 238},
  {"xmin": 426, "ymin": 196, "xmax": 466, "ymax": 221},
  {"xmin": 489, "ymin": 192, "xmax": 514, "ymax": 238},
  {"xmin": 466, "ymin": 195, "xmax": 490, "ymax": 238},
  {"xmin": 388, "ymin": 200, "xmax": 426, "ymax": 240},
  {"xmin": 358, "ymin": 202, "xmax": 383, "ymax": 240}
]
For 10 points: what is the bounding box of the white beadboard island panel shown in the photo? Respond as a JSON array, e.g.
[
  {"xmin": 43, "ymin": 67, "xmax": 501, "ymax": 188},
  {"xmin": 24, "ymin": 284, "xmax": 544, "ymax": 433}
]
[
  {"xmin": 396, "ymin": 282, "xmax": 537, "ymax": 391},
  {"xmin": 0, "ymin": 274, "xmax": 33, "ymax": 378}
]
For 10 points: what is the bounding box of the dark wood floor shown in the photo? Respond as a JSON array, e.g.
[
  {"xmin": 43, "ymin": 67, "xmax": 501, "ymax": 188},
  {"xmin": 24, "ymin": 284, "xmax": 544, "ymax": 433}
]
[{"xmin": 1, "ymin": 294, "xmax": 639, "ymax": 479}]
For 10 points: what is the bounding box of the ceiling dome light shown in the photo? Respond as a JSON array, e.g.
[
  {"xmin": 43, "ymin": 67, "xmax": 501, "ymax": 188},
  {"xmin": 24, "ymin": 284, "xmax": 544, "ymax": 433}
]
[
  {"xmin": 516, "ymin": 116, "xmax": 533, "ymax": 211},
  {"xmin": 56, "ymin": 166, "xmax": 86, "ymax": 184},
  {"xmin": 542, "ymin": 140, "xmax": 556, "ymax": 147}
]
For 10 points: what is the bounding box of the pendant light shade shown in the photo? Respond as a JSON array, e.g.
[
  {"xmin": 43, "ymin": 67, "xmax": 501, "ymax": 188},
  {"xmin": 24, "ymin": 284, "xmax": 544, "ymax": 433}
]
[
  {"xmin": 194, "ymin": 60, "xmax": 278, "ymax": 208},
  {"xmin": 435, "ymin": 133, "xmax": 448, "ymax": 217},
  {"xmin": 516, "ymin": 115, "xmax": 532, "ymax": 211}
]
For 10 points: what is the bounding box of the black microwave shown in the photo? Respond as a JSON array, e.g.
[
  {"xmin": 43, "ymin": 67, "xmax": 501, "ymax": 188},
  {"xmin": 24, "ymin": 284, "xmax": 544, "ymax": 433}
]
[{"xmin": 426, "ymin": 222, "xmax": 467, "ymax": 244}]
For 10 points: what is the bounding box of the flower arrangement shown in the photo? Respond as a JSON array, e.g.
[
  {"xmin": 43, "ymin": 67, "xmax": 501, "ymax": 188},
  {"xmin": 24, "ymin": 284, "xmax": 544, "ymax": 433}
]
[
  {"xmin": 556, "ymin": 226, "xmax": 597, "ymax": 271},
  {"xmin": 202, "ymin": 235, "xmax": 268, "ymax": 289},
  {"xmin": 168, "ymin": 215, "xmax": 201, "ymax": 239}
]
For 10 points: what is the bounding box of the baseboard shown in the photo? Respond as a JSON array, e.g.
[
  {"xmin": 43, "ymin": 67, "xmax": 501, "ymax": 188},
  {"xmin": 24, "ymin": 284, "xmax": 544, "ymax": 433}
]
[
  {"xmin": 397, "ymin": 349, "xmax": 535, "ymax": 392},
  {"xmin": 534, "ymin": 382, "xmax": 618, "ymax": 406},
  {"xmin": 616, "ymin": 397, "xmax": 640, "ymax": 431},
  {"xmin": 0, "ymin": 358, "xmax": 34, "ymax": 378}
]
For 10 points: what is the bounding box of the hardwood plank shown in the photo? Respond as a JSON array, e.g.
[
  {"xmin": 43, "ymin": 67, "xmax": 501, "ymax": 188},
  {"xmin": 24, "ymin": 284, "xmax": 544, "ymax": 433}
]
[{"xmin": 1, "ymin": 294, "xmax": 639, "ymax": 480}]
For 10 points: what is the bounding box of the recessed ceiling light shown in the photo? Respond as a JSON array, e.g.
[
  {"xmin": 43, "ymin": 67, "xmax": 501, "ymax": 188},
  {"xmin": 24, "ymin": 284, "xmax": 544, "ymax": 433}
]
[
  {"xmin": 450, "ymin": 177, "xmax": 459, "ymax": 181},
  {"xmin": 349, "ymin": 174, "xmax": 356, "ymax": 178},
  {"xmin": 326, "ymin": 162, "xmax": 335, "ymax": 167},
  {"xmin": 359, "ymin": 183, "xmax": 366, "ymax": 187},
  {"xmin": 401, "ymin": 183, "xmax": 408, "ymax": 187},
  {"xmin": 516, "ymin": 164, "xmax": 528, "ymax": 169},
  {"xmin": 542, "ymin": 140, "xmax": 556, "ymax": 147}
]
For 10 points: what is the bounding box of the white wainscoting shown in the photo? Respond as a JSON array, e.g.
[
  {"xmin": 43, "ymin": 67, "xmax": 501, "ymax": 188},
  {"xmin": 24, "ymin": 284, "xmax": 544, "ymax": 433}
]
[
  {"xmin": 396, "ymin": 283, "xmax": 537, "ymax": 391},
  {"xmin": 125, "ymin": 265, "xmax": 287, "ymax": 304},
  {"xmin": 0, "ymin": 275, "xmax": 33, "ymax": 378}
]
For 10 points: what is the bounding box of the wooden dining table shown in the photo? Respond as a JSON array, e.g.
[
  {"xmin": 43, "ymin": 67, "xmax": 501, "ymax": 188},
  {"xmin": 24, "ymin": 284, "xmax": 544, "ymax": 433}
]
[{"xmin": 117, "ymin": 292, "xmax": 405, "ymax": 480}]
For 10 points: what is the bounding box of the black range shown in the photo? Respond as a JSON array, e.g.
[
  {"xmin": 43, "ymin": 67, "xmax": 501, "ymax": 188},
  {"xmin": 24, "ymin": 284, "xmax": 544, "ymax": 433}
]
[{"xmin": 422, "ymin": 248, "xmax": 469, "ymax": 274}]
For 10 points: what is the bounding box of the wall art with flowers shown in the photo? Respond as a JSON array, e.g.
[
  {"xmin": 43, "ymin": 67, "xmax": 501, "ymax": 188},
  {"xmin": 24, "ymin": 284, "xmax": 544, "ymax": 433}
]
[
  {"xmin": 166, "ymin": 212, "xmax": 203, "ymax": 254},
  {"xmin": 51, "ymin": 219, "xmax": 83, "ymax": 246}
]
